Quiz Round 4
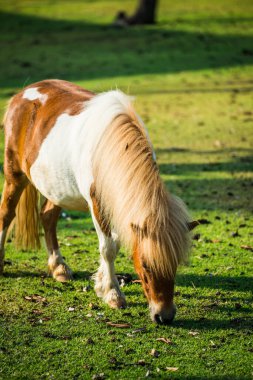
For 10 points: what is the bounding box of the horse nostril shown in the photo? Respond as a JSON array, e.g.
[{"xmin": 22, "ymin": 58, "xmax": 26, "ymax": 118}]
[
  {"xmin": 161, "ymin": 316, "xmax": 174, "ymax": 325},
  {"xmin": 153, "ymin": 308, "xmax": 176, "ymax": 325},
  {"xmin": 154, "ymin": 314, "xmax": 173, "ymax": 325}
]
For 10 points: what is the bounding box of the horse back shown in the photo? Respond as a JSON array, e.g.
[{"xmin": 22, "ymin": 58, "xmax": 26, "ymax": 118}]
[{"xmin": 3, "ymin": 79, "xmax": 94, "ymax": 179}]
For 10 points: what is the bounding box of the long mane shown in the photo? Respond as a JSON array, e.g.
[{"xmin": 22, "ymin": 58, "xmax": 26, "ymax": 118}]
[{"xmin": 92, "ymin": 93, "xmax": 190, "ymax": 277}]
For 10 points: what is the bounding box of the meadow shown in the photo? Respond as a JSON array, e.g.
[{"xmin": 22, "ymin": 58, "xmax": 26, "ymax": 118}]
[{"xmin": 0, "ymin": 1, "xmax": 252, "ymax": 379}]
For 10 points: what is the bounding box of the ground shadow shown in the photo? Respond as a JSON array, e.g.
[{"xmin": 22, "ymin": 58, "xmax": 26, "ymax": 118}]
[
  {"xmin": 2, "ymin": 270, "xmax": 46, "ymax": 278},
  {"xmin": 0, "ymin": 11, "xmax": 253, "ymax": 88},
  {"xmin": 3, "ymin": 269, "xmax": 93, "ymax": 281},
  {"xmin": 155, "ymin": 149, "xmax": 253, "ymax": 211},
  {"xmin": 172, "ymin": 317, "xmax": 252, "ymax": 331},
  {"xmin": 176, "ymin": 273, "xmax": 253, "ymax": 292}
]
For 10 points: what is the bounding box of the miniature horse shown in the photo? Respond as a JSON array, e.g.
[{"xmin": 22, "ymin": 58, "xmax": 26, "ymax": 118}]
[{"xmin": 0, "ymin": 80, "xmax": 194, "ymax": 324}]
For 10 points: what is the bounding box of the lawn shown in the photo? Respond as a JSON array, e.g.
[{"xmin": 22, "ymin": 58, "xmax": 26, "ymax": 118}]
[{"xmin": 0, "ymin": 1, "xmax": 252, "ymax": 379}]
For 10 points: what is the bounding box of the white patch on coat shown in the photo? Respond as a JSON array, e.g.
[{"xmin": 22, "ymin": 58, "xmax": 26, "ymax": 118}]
[
  {"xmin": 30, "ymin": 90, "xmax": 153, "ymax": 212},
  {"xmin": 23, "ymin": 87, "xmax": 48, "ymax": 104}
]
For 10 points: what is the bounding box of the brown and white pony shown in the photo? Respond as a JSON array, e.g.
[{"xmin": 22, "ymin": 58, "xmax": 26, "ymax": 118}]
[{"xmin": 0, "ymin": 80, "xmax": 195, "ymax": 324}]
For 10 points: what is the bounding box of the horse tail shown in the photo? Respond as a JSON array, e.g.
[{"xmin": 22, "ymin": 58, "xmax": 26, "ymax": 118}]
[{"xmin": 14, "ymin": 183, "xmax": 41, "ymax": 250}]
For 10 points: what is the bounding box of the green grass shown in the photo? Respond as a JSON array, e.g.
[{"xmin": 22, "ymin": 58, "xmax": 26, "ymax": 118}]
[{"xmin": 0, "ymin": 1, "xmax": 253, "ymax": 379}]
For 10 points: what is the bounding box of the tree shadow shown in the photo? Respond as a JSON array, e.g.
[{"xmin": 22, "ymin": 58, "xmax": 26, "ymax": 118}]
[
  {"xmin": 155, "ymin": 149, "xmax": 253, "ymax": 211},
  {"xmin": 176, "ymin": 273, "xmax": 253, "ymax": 292},
  {"xmin": 3, "ymin": 269, "xmax": 93, "ymax": 281},
  {"xmin": 163, "ymin": 377, "xmax": 253, "ymax": 380},
  {"xmin": 0, "ymin": 10, "xmax": 253, "ymax": 88},
  {"xmin": 172, "ymin": 317, "xmax": 253, "ymax": 331},
  {"xmin": 156, "ymin": 147, "xmax": 253, "ymax": 156},
  {"xmin": 73, "ymin": 270, "xmax": 94, "ymax": 280},
  {"xmin": 2, "ymin": 270, "xmax": 47, "ymax": 278}
]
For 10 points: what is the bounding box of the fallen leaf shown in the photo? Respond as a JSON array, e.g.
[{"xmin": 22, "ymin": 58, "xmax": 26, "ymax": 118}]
[
  {"xmin": 89, "ymin": 303, "xmax": 99, "ymax": 310},
  {"xmin": 41, "ymin": 316, "xmax": 51, "ymax": 321},
  {"xmin": 241, "ymin": 245, "xmax": 253, "ymax": 252},
  {"xmin": 68, "ymin": 307, "xmax": 75, "ymax": 312},
  {"xmin": 156, "ymin": 337, "xmax": 173, "ymax": 345},
  {"xmin": 132, "ymin": 327, "xmax": 146, "ymax": 334},
  {"xmin": 32, "ymin": 309, "xmax": 43, "ymax": 315},
  {"xmin": 132, "ymin": 279, "xmax": 141, "ymax": 284},
  {"xmin": 82, "ymin": 285, "xmax": 91, "ymax": 292},
  {"xmin": 24, "ymin": 294, "xmax": 47, "ymax": 304},
  {"xmin": 189, "ymin": 331, "xmax": 199, "ymax": 336},
  {"xmin": 166, "ymin": 367, "xmax": 179, "ymax": 372},
  {"xmin": 150, "ymin": 348, "xmax": 159, "ymax": 357},
  {"xmin": 137, "ymin": 359, "xmax": 146, "ymax": 366},
  {"xmin": 106, "ymin": 322, "xmax": 131, "ymax": 328},
  {"xmin": 92, "ymin": 374, "xmax": 105, "ymax": 380}
]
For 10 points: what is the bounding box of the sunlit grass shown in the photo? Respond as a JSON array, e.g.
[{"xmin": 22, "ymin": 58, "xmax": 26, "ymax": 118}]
[{"xmin": 0, "ymin": 1, "xmax": 252, "ymax": 379}]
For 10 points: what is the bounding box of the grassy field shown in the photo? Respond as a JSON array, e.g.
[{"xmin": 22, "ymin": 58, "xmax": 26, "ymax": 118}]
[{"xmin": 0, "ymin": 0, "xmax": 253, "ymax": 379}]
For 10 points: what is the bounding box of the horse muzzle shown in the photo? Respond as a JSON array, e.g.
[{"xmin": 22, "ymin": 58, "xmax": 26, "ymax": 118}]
[{"xmin": 150, "ymin": 303, "xmax": 176, "ymax": 325}]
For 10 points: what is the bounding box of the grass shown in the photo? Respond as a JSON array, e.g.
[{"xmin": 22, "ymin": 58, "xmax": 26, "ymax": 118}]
[{"xmin": 0, "ymin": 0, "xmax": 253, "ymax": 379}]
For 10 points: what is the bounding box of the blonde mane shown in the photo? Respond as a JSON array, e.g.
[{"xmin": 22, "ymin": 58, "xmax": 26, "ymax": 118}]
[{"xmin": 92, "ymin": 102, "xmax": 190, "ymax": 277}]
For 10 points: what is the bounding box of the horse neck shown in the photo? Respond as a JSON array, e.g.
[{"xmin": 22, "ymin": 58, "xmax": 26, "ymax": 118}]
[
  {"xmin": 92, "ymin": 106, "xmax": 190, "ymax": 277},
  {"xmin": 92, "ymin": 112, "xmax": 167, "ymax": 240}
]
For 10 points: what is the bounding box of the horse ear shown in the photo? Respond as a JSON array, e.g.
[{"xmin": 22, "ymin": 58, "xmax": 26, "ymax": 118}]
[{"xmin": 187, "ymin": 220, "xmax": 200, "ymax": 231}]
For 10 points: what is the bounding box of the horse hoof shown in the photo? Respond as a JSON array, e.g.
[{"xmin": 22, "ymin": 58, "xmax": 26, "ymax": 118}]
[
  {"xmin": 108, "ymin": 298, "xmax": 127, "ymax": 309},
  {"xmin": 105, "ymin": 289, "xmax": 126, "ymax": 309},
  {"xmin": 51, "ymin": 264, "xmax": 72, "ymax": 282},
  {"xmin": 54, "ymin": 274, "xmax": 71, "ymax": 282}
]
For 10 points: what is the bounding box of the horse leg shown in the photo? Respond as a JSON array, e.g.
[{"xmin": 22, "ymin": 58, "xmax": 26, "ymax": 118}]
[
  {"xmin": 92, "ymin": 213, "xmax": 126, "ymax": 309},
  {"xmin": 40, "ymin": 200, "xmax": 72, "ymax": 282},
  {"xmin": 0, "ymin": 178, "xmax": 27, "ymax": 274}
]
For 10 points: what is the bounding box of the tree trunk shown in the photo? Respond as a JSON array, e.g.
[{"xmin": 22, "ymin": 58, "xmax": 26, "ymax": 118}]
[{"xmin": 114, "ymin": 0, "xmax": 158, "ymax": 26}]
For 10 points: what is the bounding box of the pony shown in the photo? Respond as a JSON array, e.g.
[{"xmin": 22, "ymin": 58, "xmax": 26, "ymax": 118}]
[{"xmin": 0, "ymin": 80, "xmax": 197, "ymax": 324}]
